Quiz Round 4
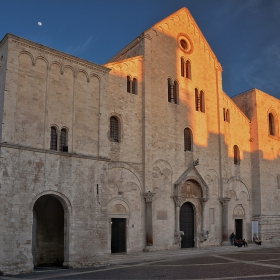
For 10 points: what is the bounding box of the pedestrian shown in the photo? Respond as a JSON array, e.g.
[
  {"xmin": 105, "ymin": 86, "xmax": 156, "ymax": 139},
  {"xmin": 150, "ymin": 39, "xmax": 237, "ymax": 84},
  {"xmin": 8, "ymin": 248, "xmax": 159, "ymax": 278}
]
[
  {"xmin": 242, "ymin": 239, "xmax": 248, "ymax": 247},
  {"xmin": 230, "ymin": 232, "xmax": 236, "ymax": 245}
]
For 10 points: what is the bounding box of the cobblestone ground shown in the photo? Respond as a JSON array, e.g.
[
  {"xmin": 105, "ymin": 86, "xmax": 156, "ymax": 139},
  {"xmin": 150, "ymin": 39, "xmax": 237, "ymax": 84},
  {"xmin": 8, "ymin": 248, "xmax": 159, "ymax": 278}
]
[{"xmin": 2, "ymin": 247, "xmax": 280, "ymax": 279}]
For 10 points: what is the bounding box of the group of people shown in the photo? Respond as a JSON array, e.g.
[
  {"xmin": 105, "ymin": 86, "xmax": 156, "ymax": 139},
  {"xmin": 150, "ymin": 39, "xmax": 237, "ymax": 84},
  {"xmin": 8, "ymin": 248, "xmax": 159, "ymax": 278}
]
[
  {"xmin": 253, "ymin": 237, "xmax": 262, "ymax": 246},
  {"xmin": 230, "ymin": 232, "xmax": 248, "ymax": 247},
  {"xmin": 230, "ymin": 232, "xmax": 262, "ymax": 247}
]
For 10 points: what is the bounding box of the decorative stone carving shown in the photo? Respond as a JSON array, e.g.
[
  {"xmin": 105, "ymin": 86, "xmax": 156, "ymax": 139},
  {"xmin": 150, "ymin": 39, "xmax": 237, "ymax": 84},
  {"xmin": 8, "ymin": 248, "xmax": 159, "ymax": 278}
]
[
  {"xmin": 233, "ymin": 204, "xmax": 245, "ymax": 218},
  {"xmin": 180, "ymin": 181, "xmax": 202, "ymax": 198},
  {"xmin": 110, "ymin": 204, "xmax": 126, "ymax": 213},
  {"xmin": 174, "ymin": 230, "xmax": 184, "ymax": 244},
  {"xmin": 200, "ymin": 230, "xmax": 209, "ymax": 241},
  {"xmin": 143, "ymin": 191, "xmax": 156, "ymax": 202}
]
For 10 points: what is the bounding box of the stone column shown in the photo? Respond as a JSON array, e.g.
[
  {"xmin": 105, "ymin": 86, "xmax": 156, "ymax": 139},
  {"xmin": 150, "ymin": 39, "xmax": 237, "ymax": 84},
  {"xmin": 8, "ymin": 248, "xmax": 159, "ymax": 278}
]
[
  {"xmin": 173, "ymin": 196, "xmax": 182, "ymax": 244},
  {"xmin": 220, "ymin": 198, "xmax": 231, "ymax": 245},
  {"xmin": 143, "ymin": 191, "xmax": 156, "ymax": 251},
  {"xmin": 200, "ymin": 198, "xmax": 208, "ymax": 231}
]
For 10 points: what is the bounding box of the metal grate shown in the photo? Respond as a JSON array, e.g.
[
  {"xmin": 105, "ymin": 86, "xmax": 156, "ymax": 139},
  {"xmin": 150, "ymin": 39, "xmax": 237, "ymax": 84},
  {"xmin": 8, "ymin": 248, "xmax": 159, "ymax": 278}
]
[
  {"xmin": 60, "ymin": 129, "xmax": 67, "ymax": 151},
  {"xmin": 127, "ymin": 76, "xmax": 131, "ymax": 93},
  {"xmin": 184, "ymin": 128, "xmax": 192, "ymax": 151},
  {"xmin": 110, "ymin": 117, "xmax": 119, "ymax": 142},
  {"xmin": 50, "ymin": 127, "xmax": 57, "ymax": 150},
  {"xmin": 132, "ymin": 78, "xmax": 137, "ymax": 94}
]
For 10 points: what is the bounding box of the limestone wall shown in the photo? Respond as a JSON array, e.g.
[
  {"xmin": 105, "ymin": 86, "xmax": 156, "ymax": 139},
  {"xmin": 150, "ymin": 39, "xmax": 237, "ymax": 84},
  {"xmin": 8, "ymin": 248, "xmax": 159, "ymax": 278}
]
[
  {"xmin": 105, "ymin": 57, "xmax": 145, "ymax": 251},
  {"xmin": 3, "ymin": 35, "xmax": 110, "ymax": 157},
  {"xmin": 0, "ymin": 36, "xmax": 8, "ymax": 141},
  {"xmin": 233, "ymin": 89, "xmax": 280, "ymax": 241},
  {"xmin": 0, "ymin": 146, "xmax": 109, "ymax": 274},
  {"xmin": 0, "ymin": 35, "xmax": 111, "ymax": 275}
]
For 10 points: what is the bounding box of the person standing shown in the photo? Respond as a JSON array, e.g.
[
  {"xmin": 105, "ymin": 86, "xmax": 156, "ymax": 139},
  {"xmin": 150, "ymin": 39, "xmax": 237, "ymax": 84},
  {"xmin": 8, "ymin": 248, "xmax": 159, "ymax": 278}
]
[{"xmin": 230, "ymin": 232, "xmax": 236, "ymax": 245}]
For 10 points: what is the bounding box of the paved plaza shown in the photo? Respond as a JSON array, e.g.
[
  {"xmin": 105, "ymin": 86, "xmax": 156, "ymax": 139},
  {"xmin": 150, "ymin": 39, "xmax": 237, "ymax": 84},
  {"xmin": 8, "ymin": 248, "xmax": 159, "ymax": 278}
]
[{"xmin": 2, "ymin": 245, "xmax": 280, "ymax": 279}]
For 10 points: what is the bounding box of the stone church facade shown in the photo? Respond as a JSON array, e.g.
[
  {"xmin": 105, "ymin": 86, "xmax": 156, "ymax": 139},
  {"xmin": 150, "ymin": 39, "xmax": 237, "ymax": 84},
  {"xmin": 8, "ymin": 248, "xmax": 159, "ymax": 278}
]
[{"xmin": 0, "ymin": 7, "xmax": 280, "ymax": 275}]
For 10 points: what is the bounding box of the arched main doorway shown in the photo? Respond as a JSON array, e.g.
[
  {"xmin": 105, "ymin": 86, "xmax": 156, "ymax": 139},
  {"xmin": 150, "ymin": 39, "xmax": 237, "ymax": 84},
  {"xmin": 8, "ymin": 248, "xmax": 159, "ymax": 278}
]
[
  {"xmin": 180, "ymin": 202, "xmax": 194, "ymax": 248},
  {"xmin": 32, "ymin": 195, "xmax": 64, "ymax": 267}
]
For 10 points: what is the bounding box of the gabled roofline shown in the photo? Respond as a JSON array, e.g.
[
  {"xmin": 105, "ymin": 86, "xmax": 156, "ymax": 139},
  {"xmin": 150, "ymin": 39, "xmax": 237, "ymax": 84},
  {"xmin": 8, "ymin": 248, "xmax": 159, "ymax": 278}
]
[
  {"xmin": 106, "ymin": 7, "xmax": 221, "ymax": 66},
  {"xmin": 143, "ymin": 7, "xmax": 220, "ymax": 65}
]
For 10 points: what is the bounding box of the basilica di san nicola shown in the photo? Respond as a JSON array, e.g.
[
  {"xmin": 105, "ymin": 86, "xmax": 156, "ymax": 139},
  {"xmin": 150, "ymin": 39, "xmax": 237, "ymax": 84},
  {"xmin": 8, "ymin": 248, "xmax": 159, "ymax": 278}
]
[{"xmin": 0, "ymin": 7, "xmax": 280, "ymax": 275}]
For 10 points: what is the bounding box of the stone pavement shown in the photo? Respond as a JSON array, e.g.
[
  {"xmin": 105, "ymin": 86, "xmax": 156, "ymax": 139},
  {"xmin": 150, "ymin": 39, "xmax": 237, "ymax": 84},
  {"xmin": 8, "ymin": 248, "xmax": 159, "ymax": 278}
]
[
  {"xmin": 102, "ymin": 243, "xmax": 273, "ymax": 266},
  {"xmin": 1, "ymin": 243, "xmax": 279, "ymax": 279}
]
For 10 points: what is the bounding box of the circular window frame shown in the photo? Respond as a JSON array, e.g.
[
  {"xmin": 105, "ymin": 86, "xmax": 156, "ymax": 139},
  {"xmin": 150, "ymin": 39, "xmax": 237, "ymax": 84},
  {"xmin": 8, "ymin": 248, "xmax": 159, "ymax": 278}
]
[{"xmin": 177, "ymin": 33, "xmax": 193, "ymax": 54}]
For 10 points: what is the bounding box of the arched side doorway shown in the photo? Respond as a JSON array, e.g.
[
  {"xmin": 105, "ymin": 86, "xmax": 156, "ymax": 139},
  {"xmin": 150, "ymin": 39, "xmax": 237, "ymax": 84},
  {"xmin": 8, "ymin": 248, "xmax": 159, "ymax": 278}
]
[
  {"xmin": 32, "ymin": 195, "xmax": 64, "ymax": 267},
  {"xmin": 180, "ymin": 202, "xmax": 195, "ymax": 248},
  {"xmin": 108, "ymin": 201, "xmax": 130, "ymax": 254}
]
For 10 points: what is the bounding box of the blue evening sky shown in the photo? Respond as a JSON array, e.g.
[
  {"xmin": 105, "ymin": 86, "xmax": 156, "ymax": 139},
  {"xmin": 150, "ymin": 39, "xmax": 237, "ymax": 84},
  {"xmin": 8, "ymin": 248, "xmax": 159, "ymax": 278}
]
[{"xmin": 1, "ymin": 0, "xmax": 280, "ymax": 99}]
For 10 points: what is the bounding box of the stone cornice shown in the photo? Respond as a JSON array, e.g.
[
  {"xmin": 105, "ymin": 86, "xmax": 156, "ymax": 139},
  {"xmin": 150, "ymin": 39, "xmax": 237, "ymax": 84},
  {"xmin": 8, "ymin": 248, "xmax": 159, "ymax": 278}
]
[
  {"xmin": 0, "ymin": 142, "xmax": 110, "ymax": 162},
  {"xmin": 6, "ymin": 33, "xmax": 111, "ymax": 74}
]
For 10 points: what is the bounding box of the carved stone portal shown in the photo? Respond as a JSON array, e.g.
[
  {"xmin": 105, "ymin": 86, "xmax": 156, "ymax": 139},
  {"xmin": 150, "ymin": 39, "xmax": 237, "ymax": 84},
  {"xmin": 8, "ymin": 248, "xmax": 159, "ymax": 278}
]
[{"xmin": 180, "ymin": 180, "xmax": 202, "ymax": 199}]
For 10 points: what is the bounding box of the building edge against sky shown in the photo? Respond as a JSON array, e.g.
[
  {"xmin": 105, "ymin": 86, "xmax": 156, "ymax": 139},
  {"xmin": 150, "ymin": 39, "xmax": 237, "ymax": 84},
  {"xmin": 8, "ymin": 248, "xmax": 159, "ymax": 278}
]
[{"xmin": 0, "ymin": 7, "xmax": 280, "ymax": 275}]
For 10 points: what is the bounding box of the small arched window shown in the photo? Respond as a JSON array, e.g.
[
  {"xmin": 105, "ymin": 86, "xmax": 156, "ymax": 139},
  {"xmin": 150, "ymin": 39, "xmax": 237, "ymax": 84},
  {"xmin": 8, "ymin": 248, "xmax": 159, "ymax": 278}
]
[
  {"xmin": 234, "ymin": 145, "xmax": 240, "ymax": 165},
  {"xmin": 173, "ymin": 81, "xmax": 179, "ymax": 104},
  {"xmin": 226, "ymin": 109, "xmax": 230, "ymax": 122},
  {"xmin": 269, "ymin": 113, "xmax": 275, "ymax": 136},
  {"xmin": 186, "ymin": 60, "xmax": 191, "ymax": 79},
  {"xmin": 127, "ymin": 76, "xmax": 131, "ymax": 93},
  {"xmin": 60, "ymin": 128, "xmax": 68, "ymax": 152},
  {"xmin": 132, "ymin": 78, "xmax": 137, "ymax": 94},
  {"xmin": 195, "ymin": 88, "xmax": 200, "ymax": 111},
  {"xmin": 277, "ymin": 175, "xmax": 280, "ymax": 189},
  {"xmin": 195, "ymin": 89, "xmax": 205, "ymax": 112},
  {"xmin": 200, "ymin": 91, "xmax": 205, "ymax": 113},
  {"xmin": 110, "ymin": 116, "xmax": 120, "ymax": 142},
  {"xmin": 0, "ymin": 56, "xmax": 3, "ymax": 68},
  {"xmin": 50, "ymin": 126, "xmax": 57, "ymax": 150},
  {"xmin": 168, "ymin": 78, "xmax": 172, "ymax": 102},
  {"xmin": 223, "ymin": 108, "xmax": 230, "ymax": 122},
  {"xmin": 181, "ymin": 58, "xmax": 185, "ymax": 77},
  {"xmin": 184, "ymin": 128, "xmax": 192, "ymax": 151}
]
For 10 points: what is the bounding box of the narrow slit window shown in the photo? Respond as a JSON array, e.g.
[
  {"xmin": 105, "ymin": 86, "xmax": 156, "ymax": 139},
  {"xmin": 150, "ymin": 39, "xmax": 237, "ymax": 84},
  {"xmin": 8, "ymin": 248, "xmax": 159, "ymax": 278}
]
[
  {"xmin": 234, "ymin": 145, "xmax": 240, "ymax": 165},
  {"xmin": 132, "ymin": 78, "xmax": 137, "ymax": 94},
  {"xmin": 110, "ymin": 116, "xmax": 119, "ymax": 142},
  {"xmin": 186, "ymin": 60, "xmax": 191, "ymax": 79},
  {"xmin": 168, "ymin": 78, "xmax": 172, "ymax": 103},
  {"xmin": 50, "ymin": 126, "xmax": 57, "ymax": 150},
  {"xmin": 195, "ymin": 88, "xmax": 200, "ymax": 111},
  {"xmin": 269, "ymin": 113, "xmax": 275, "ymax": 136},
  {"xmin": 173, "ymin": 81, "xmax": 179, "ymax": 104},
  {"xmin": 184, "ymin": 128, "xmax": 192, "ymax": 151},
  {"xmin": 181, "ymin": 58, "xmax": 185, "ymax": 77},
  {"xmin": 200, "ymin": 90, "xmax": 205, "ymax": 113},
  {"xmin": 60, "ymin": 128, "xmax": 67, "ymax": 152},
  {"xmin": 226, "ymin": 109, "xmax": 230, "ymax": 122},
  {"xmin": 127, "ymin": 76, "xmax": 131, "ymax": 93}
]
